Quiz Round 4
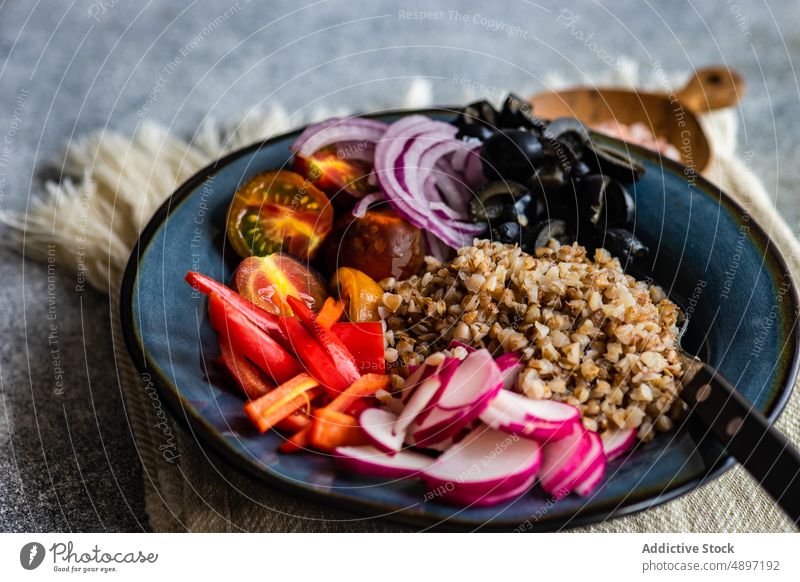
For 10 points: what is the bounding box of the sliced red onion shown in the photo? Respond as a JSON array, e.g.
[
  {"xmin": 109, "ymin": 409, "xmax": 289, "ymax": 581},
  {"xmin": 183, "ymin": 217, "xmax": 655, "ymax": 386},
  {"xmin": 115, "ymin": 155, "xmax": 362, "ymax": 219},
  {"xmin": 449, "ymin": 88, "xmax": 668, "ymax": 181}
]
[
  {"xmin": 335, "ymin": 141, "xmax": 377, "ymax": 162},
  {"xmin": 374, "ymin": 116, "xmax": 487, "ymax": 251},
  {"xmin": 462, "ymin": 145, "xmax": 485, "ymax": 189},
  {"xmin": 290, "ymin": 117, "xmax": 387, "ymax": 158},
  {"xmin": 352, "ymin": 192, "xmax": 385, "ymax": 218}
]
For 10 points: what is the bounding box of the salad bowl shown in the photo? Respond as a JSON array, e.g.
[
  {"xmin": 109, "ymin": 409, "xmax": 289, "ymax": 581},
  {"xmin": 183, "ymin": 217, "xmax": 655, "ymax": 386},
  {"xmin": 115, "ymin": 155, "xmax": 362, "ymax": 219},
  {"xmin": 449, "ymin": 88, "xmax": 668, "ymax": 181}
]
[{"xmin": 121, "ymin": 107, "xmax": 799, "ymax": 530}]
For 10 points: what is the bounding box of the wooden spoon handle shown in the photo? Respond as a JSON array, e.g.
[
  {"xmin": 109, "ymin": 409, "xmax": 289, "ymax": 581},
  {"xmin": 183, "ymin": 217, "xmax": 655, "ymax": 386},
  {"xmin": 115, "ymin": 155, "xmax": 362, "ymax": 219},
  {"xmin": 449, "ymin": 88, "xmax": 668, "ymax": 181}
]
[{"xmin": 677, "ymin": 66, "xmax": 745, "ymax": 113}]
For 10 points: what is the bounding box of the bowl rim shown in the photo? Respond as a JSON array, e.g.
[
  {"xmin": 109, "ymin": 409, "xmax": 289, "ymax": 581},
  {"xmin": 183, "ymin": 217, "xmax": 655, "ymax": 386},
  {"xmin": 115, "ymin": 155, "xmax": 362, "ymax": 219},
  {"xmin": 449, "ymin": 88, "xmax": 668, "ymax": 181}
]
[{"xmin": 120, "ymin": 106, "xmax": 800, "ymax": 531}]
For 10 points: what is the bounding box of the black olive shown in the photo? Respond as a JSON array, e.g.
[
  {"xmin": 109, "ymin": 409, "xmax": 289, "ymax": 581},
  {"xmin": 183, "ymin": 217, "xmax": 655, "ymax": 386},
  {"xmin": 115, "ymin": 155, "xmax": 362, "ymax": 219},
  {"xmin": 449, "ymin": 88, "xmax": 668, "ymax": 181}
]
[
  {"xmin": 498, "ymin": 93, "xmax": 546, "ymax": 131},
  {"xmin": 577, "ymin": 175, "xmax": 636, "ymax": 231},
  {"xmin": 584, "ymin": 143, "xmax": 646, "ymax": 182},
  {"xmin": 571, "ymin": 159, "xmax": 592, "ymax": 178},
  {"xmin": 456, "ymin": 122, "xmax": 494, "ymax": 142},
  {"xmin": 578, "ymin": 174, "xmax": 611, "ymax": 228},
  {"xmin": 460, "ymin": 100, "xmax": 498, "ymax": 128},
  {"xmin": 523, "ymin": 218, "xmax": 575, "ymax": 252},
  {"xmin": 530, "ymin": 160, "xmax": 567, "ymax": 191},
  {"xmin": 604, "ymin": 179, "xmax": 636, "ymax": 228},
  {"xmin": 543, "ymin": 117, "xmax": 591, "ymax": 153},
  {"xmin": 494, "ymin": 221, "xmax": 521, "ymax": 244},
  {"xmin": 480, "ymin": 129, "xmax": 547, "ymax": 182},
  {"xmin": 527, "ymin": 178, "xmax": 580, "ymax": 224},
  {"xmin": 601, "ymin": 228, "xmax": 649, "ymax": 260},
  {"xmin": 470, "ymin": 181, "xmax": 531, "ymax": 223}
]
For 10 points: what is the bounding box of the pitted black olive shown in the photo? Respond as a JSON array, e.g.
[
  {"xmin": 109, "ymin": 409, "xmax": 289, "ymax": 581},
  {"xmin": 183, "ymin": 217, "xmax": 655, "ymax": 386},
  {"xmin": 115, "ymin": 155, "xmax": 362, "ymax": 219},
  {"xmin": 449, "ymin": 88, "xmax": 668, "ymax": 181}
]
[
  {"xmin": 578, "ymin": 175, "xmax": 635, "ymax": 230},
  {"xmin": 493, "ymin": 221, "xmax": 522, "ymax": 244},
  {"xmin": 470, "ymin": 181, "xmax": 531, "ymax": 223},
  {"xmin": 578, "ymin": 174, "xmax": 611, "ymax": 228},
  {"xmin": 457, "ymin": 122, "xmax": 495, "ymax": 142},
  {"xmin": 571, "ymin": 159, "xmax": 592, "ymax": 179},
  {"xmin": 544, "ymin": 117, "xmax": 591, "ymax": 154},
  {"xmin": 530, "ymin": 160, "xmax": 567, "ymax": 191},
  {"xmin": 523, "ymin": 218, "xmax": 575, "ymax": 252},
  {"xmin": 529, "ymin": 179, "xmax": 580, "ymax": 224},
  {"xmin": 480, "ymin": 129, "xmax": 547, "ymax": 182},
  {"xmin": 499, "ymin": 93, "xmax": 546, "ymax": 131},
  {"xmin": 604, "ymin": 179, "xmax": 636, "ymax": 228},
  {"xmin": 584, "ymin": 143, "xmax": 646, "ymax": 182},
  {"xmin": 601, "ymin": 228, "xmax": 649, "ymax": 260},
  {"xmin": 460, "ymin": 100, "xmax": 498, "ymax": 128}
]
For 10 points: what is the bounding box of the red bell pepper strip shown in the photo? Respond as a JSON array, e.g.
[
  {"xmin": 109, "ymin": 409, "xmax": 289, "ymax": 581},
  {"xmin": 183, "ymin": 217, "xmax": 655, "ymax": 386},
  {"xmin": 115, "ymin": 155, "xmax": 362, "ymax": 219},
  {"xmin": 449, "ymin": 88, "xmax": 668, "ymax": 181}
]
[
  {"xmin": 218, "ymin": 335, "xmax": 275, "ymax": 399},
  {"xmin": 285, "ymin": 295, "xmax": 361, "ymax": 388},
  {"xmin": 208, "ymin": 292, "xmax": 302, "ymax": 385},
  {"xmin": 186, "ymin": 271, "xmax": 285, "ymax": 341},
  {"xmin": 332, "ymin": 322, "xmax": 386, "ymax": 374},
  {"xmin": 316, "ymin": 297, "xmax": 345, "ymax": 329},
  {"xmin": 244, "ymin": 373, "xmax": 321, "ymax": 433},
  {"xmin": 277, "ymin": 315, "xmax": 353, "ymax": 393}
]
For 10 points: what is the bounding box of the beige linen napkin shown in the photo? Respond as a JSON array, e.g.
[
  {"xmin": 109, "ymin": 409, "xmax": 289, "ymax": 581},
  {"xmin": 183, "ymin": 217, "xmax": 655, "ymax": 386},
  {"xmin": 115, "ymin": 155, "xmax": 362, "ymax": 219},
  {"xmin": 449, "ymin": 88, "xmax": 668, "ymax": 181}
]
[{"xmin": 4, "ymin": 79, "xmax": 798, "ymax": 532}]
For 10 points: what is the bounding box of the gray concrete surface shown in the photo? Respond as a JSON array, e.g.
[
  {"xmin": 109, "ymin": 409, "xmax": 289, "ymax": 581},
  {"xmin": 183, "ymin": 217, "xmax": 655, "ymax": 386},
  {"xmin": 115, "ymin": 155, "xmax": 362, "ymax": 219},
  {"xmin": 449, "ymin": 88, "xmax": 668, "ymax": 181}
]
[{"xmin": 1, "ymin": 0, "xmax": 799, "ymax": 531}]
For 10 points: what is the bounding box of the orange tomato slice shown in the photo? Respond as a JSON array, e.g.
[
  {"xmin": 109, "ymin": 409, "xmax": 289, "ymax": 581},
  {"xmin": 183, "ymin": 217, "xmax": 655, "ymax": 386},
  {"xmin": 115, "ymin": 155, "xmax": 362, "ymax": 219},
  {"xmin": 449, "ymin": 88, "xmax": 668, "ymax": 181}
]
[{"xmin": 329, "ymin": 267, "xmax": 383, "ymax": 322}]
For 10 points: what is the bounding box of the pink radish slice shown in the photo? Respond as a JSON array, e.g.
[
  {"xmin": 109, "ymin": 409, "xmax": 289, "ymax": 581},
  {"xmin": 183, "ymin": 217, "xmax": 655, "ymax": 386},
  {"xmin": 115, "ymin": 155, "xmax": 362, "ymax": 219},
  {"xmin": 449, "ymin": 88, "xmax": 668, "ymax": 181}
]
[
  {"xmin": 394, "ymin": 377, "xmax": 440, "ymax": 438},
  {"xmin": 538, "ymin": 423, "xmax": 590, "ymax": 492},
  {"xmin": 438, "ymin": 473, "xmax": 537, "ymax": 507},
  {"xmin": 410, "ymin": 386, "xmax": 499, "ymax": 448},
  {"xmin": 574, "ymin": 459, "xmax": 606, "ymax": 497},
  {"xmin": 335, "ymin": 445, "xmax": 433, "ymax": 479},
  {"xmin": 400, "ymin": 361, "xmax": 436, "ymax": 403},
  {"xmin": 423, "ymin": 427, "xmax": 542, "ymax": 495},
  {"xmin": 601, "ymin": 428, "xmax": 636, "ymax": 460},
  {"xmin": 479, "ymin": 390, "xmax": 580, "ymax": 440},
  {"xmin": 409, "ymin": 405, "xmax": 472, "ymax": 447},
  {"xmin": 543, "ymin": 430, "xmax": 604, "ymax": 496},
  {"xmin": 415, "ymin": 358, "xmax": 461, "ymax": 423},
  {"xmin": 495, "ymin": 352, "xmax": 524, "ymax": 391},
  {"xmin": 436, "ymin": 349, "xmax": 503, "ymax": 411},
  {"xmin": 359, "ymin": 408, "xmax": 404, "ymax": 455}
]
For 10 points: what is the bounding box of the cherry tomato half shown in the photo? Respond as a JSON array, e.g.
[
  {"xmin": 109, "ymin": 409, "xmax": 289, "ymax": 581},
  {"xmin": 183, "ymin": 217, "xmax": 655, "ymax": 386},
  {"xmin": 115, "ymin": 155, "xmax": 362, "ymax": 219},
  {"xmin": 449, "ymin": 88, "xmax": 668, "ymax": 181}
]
[
  {"xmin": 293, "ymin": 146, "xmax": 378, "ymax": 199},
  {"xmin": 226, "ymin": 170, "xmax": 333, "ymax": 260},
  {"xmin": 234, "ymin": 253, "xmax": 328, "ymax": 316}
]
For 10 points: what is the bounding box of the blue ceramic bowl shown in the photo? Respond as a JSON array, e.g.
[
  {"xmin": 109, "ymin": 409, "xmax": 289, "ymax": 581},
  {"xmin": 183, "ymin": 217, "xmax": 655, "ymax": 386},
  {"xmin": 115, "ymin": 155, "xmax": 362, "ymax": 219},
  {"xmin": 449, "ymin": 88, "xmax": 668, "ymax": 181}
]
[{"xmin": 121, "ymin": 108, "xmax": 800, "ymax": 530}]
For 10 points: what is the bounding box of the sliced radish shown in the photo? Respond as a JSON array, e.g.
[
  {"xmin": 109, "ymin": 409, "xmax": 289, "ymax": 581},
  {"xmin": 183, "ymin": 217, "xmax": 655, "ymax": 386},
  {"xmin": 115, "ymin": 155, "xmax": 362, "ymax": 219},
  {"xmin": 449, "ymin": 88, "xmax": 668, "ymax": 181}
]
[
  {"xmin": 601, "ymin": 428, "xmax": 636, "ymax": 460},
  {"xmin": 409, "ymin": 405, "xmax": 473, "ymax": 447},
  {"xmin": 438, "ymin": 473, "xmax": 537, "ymax": 507},
  {"xmin": 574, "ymin": 459, "xmax": 606, "ymax": 497},
  {"xmin": 479, "ymin": 390, "xmax": 580, "ymax": 441},
  {"xmin": 495, "ymin": 352, "xmax": 524, "ymax": 391},
  {"xmin": 394, "ymin": 377, "xmax": 440, "ymax": 438},
  {"xmin": 538, "ymin": 423, "xmax": 590, "ymax": 492},
  {"xmin": 400, "ymin": 361, "xmax": 436, "ymax": 403},
  {"xmin": 543, "ymin": 430, "xmax": 604, "ymax": 495},
  {"xmin": 436, "ymin": 350, "xmax": 503, "ymax": 411},
  {"xmin": 359, "ymin": 408, "xmax": 404, "ymax": 455},
  {"xmin": 423, "ymin": 426, "xmax": 542, "ymax": 495},
  {"xmin": 416, "ymin": 358, "xmax": 460, "ymax": 421},
  {"xmin": 335, "ymin": 445, "xmax": 432, "ymax": 479}
]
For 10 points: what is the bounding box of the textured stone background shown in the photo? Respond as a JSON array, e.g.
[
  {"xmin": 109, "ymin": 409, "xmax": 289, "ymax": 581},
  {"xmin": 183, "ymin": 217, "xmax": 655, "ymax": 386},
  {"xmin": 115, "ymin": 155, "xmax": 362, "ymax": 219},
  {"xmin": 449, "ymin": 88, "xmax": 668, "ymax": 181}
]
[{"xmin": 1, "ymin": 0, "xmax": 798, "ymax": 531}]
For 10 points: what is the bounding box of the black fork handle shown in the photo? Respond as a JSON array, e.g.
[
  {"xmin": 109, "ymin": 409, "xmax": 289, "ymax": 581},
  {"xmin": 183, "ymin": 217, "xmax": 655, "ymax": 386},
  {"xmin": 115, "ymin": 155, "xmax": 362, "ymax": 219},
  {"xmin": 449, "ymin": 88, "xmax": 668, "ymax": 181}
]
[{"xmin": 682, "ymin": 360, "xmax": 800, "ymax": 525}]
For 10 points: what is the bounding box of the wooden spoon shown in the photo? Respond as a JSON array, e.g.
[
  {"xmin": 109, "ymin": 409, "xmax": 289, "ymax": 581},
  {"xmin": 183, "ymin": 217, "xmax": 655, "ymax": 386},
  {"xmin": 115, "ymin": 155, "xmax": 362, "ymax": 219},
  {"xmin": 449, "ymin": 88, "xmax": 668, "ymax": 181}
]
[{"xmin": 529, "ymin": 66, "xmax": 745, "ymax": 173}]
